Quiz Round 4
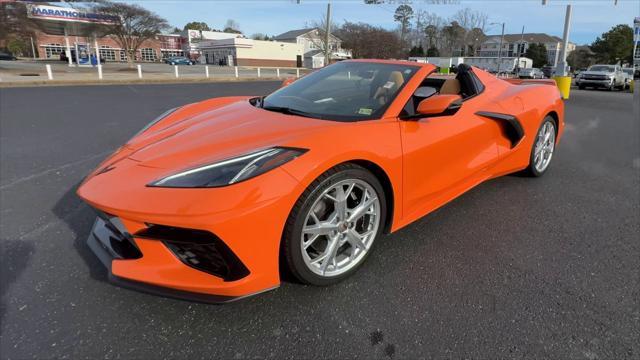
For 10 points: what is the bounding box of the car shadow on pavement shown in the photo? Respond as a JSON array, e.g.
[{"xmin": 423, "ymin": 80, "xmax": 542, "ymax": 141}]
[
  {"xmin": 0, "ymin": 239, "xmax": 35, "ymax": 323},
  {"xmin": 52, "ymin": 182, "xmax": 109, "ymax": 283}
]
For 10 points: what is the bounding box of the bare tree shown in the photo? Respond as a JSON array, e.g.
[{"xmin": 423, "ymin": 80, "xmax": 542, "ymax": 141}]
[
  {"xmin": 91, "ymin": 1, "xmax": 169, "ymax": 67},
  {"xmin": 223, "ymin": 19, "xmax": 241, "ymax": 34},
  {"xmin": 304, "ymin": 14, "xmax": 340, "ymax": 64},
  {"xmin": 465, "ymin": 27, "xmax": 486, "ymax": 56},
  {"xmin": 451, "ymin": 8, "xmax": 488, "ymax": 31},
  {"xmin": 423, "ymin": 12, "xmax": 446, "ymax": 51},
  {"xmin": 451, "ymin": 8, "xmax": 488, "ymax": 56},
  {"xmin": 441, "ymin": 21, "xmax": 466, "ymax": 56},
  {"xmin": 409, "ymin": 9, "xmax": 428, "ymax": 47},
  {"xmin": 251, "ymin": 33, "xmax": 271, "ymax": 40},
  {"xmin": 393, "ymin": 3, "xmax": 413, "ymax": 48},
  {"xmin": 0, "ymin": 1, "xmax": 41, "ymax": 57}
]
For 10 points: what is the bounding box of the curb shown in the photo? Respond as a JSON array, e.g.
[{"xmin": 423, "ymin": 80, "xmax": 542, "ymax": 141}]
[{"xmin": 0, "ymin": 76, "xmax": 288, "ymax": 88}]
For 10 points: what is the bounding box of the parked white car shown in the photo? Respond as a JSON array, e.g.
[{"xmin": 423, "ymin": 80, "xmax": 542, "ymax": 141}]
[{"xmin": 576, "ymin": 64, "xmax": 626, "ymax": 91}]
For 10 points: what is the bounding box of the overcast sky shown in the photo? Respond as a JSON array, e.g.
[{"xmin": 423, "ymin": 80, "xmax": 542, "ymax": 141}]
[{"xmin": 125, "ymin": 0, "xmax": 639, "ymax": 45}]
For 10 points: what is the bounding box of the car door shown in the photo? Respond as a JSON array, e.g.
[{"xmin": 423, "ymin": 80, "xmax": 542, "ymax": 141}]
[{"xmin": 399, "ymin": 94, "xmax": 503, "ymax": 220}]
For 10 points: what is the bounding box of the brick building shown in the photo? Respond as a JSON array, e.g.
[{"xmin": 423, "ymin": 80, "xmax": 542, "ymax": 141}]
[{"xmin": 34, "ymin": 32, "xmax": 184, "ymax": 62}]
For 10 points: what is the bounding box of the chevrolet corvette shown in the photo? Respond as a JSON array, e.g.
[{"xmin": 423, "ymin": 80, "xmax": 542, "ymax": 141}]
[{"xmin": 78, "ymin": 60, "xmax": 564, "ymax": 302}]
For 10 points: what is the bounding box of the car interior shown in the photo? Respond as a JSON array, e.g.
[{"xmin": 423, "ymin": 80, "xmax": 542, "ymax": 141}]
[{"xmin": 401, "ymin": 64, "xmax": 485, "ymax": 117}]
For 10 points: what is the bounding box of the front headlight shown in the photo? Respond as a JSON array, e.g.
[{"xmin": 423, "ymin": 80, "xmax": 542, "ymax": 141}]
[{"xmin": 148, "ymin": 147, "xmax": 307, "ymax": 188}]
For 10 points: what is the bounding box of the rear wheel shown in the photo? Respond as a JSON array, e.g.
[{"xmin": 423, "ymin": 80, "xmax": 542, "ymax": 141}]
[
  {"xmin": 283, "ymin": 164, "xmax": 386, "ymax": 286},
  {"xmin": 525, "ymin": 116, "xmax": 556, "ymax": 177}
]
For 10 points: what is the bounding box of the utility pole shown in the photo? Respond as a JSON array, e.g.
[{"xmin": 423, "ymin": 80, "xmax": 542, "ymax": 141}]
[
  {"xmin": 324, "ymin": 2, "xmax": 331, "ymax": 67},
  {"xmin": 516, "ymin": 25, "xmax": 524, "ymax": 72},
  {"xmin": 555, "ymin": 4, "xmax": 572, "ymax": 76}
]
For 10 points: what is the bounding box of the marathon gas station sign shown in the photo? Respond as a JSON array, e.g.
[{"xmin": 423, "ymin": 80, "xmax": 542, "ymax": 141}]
[{"xmin": 27, "ymin": 4, "xmax": 119, "ymax": 25}]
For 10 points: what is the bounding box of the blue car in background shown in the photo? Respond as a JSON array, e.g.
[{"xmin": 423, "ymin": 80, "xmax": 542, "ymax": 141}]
[{"xmin": 164, "ymin": 56, "xmax": 194, "ymax": 65}]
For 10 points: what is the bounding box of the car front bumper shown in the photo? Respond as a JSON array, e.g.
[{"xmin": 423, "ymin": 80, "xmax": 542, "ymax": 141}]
[
  {"xmin": 577, "ymin": 79, "xmax": 613, "ymax": 87},
  {"xmin": 86, "ymin": 217, "xmax": 257, "ymax": 303},
  {"xmin": 77, "ymin": 157, "xmax": 303, "ymax": 302}
]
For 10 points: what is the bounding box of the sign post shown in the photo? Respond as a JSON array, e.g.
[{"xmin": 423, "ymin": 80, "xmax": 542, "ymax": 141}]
[
  {"xmin": 63, "ymin": 27, "xmax": 73, "ymax": 67},
  {"xmin": 634, "ymin": 17, "xmax": 640, "ymax": 69}
]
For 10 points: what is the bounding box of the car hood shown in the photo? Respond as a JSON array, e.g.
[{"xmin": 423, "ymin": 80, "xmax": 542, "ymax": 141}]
[{"xmin": 122, "ymin": 97, "xmax": 332, "ymax": 171}]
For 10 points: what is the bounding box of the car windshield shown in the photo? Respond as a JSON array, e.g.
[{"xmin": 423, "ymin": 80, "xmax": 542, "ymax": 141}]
[
  {"xmin": 589, "ymin": 65, "xmax": 614, "ymax": 72},
  {"xmin": 261, "ymin": 61, "xmax": 419, "ymax": 121},
  {"xmin": 623, "ymin": 69, "xmax": 633, "ymax": 75}
]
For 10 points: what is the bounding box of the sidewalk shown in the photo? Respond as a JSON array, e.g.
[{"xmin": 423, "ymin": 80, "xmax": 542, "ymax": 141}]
[{"xmin": 0, "ymin": 60, "xmax": 308, "ymax": 87}]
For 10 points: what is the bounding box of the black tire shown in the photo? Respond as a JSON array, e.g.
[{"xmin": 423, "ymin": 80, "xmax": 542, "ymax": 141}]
[
  {"xmin": 524, "ymin": 116, "xmax": 557, "ymax": 177},
  {"xmin": 282, "ymin": 163, "xmax": 387, "ymax": 286},
  {"xmin": 578, "ymin": 84, "xmax": 585, "ymax": 90}
]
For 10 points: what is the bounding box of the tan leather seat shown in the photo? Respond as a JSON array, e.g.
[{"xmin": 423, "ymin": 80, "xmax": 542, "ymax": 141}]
[
  {"xmin": 440, "ymin": 78, "xmax": 461, "ymax": 95},
  {"xmin": 373, "ymin": 71, "xmax": 405, "ymax": 104}
]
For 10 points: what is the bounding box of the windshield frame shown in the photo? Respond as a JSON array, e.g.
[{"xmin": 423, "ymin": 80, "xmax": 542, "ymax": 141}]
[{"xmin": 261, "ymin": 61, "xmax": 423, "ymax": 122}]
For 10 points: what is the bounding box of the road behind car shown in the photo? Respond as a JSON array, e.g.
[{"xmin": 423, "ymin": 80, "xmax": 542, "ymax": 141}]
[{"xmin": 0, "ymin": 83, "xmax": 638, "ymax": 359}]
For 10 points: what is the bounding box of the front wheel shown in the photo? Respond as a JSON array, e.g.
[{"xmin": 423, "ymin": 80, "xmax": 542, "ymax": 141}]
[
  {"xmin": 283, "ymin": 164, "xmax": 386, "ymax": 286},
  {"xmin": 525, "ymin": 116, "xmax": 557, "ymax": 177}
]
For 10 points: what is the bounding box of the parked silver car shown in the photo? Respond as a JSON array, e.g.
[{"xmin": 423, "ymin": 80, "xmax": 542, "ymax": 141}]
[
  {"xmin": 518, "ymin": 68, "xmax": 545, "ymax": 79},
  {"xmin": 576, "ymin": 64, "xmax": 625, "ymax": 90}
]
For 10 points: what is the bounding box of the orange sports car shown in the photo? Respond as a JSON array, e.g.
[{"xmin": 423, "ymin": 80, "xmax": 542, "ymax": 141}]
[{"xmin": 78, "ymin": 60, "xmax": 564, "ymax": 302}]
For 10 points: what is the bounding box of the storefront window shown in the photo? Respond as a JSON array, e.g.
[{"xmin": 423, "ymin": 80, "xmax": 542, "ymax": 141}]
[
  {"xmin": 161, "ymin": 50, "xmax": 184, "ymax": 59},
  {"xmin": 99, "ymin": 46, "xmax": 116, "ymax": 61},
  {"xmin": 44, "ymin": 44, "xmax": 64, "ymax": 58},
  {"xmin": 140, "ymin": 48, "xmax": 156, "ymax": 62}
]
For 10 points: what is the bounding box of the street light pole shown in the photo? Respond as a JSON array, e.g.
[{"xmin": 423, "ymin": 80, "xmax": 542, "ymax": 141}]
[
  {"xmin": 324, "ymin": 2, "xmax": 331, "ymax": 67},
  {"xmin": 555, "ymin": 4, "xmax": 572, "ymax": 76}
]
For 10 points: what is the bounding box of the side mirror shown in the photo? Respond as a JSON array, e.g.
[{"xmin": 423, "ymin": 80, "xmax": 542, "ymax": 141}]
[
  {"xmin": 414, "ymin": 86, "xmax": 437, "ymax": 98},
  {"xmin": 416, "ymin": 94, "xmax": 463, "ymax": 116}
]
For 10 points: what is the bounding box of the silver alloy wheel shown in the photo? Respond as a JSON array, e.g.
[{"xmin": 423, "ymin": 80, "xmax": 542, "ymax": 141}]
[
  {"xmin": 533, "ymin": 121, "xmax": 556, "ymax": 173},
  {"xmin": 300, "ymin": 179, "xmax": 381, "ymax": 277}
]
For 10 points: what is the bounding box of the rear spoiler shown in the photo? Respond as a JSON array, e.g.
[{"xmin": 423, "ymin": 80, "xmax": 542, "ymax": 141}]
[{"xmin": 504, "ymin": 78, "xmax": 557, "ymax": 86}]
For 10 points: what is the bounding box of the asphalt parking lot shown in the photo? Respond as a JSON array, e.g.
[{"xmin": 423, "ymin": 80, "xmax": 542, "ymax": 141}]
[{"xmin": 0, "ymin": 82, "xmax": 638, "ymax": 359}]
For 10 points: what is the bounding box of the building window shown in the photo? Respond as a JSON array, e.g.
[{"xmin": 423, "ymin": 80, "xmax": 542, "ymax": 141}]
[
  {"xmin": 99, "ymin": 46, "xmax": 116, "ymax": 61},
  {"xmin": 43, "ymin": 44, "xmax": 64, "ymax": 58},
  {"xmin": 140, "ymin": 48, "xmax": 156, "ymax": 62},
  {"xmin": 161, "ymin": 50, "xmax": 184, "ymax": 59},
  {"xmin": 120, "ymin": 50, "xmax": 128, "ymax": 62}
]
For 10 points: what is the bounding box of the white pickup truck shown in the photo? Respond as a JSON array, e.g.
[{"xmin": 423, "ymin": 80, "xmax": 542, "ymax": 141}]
[{"xmin": 576, "ymin": 64, "xmax": 626, "ymax": 91}]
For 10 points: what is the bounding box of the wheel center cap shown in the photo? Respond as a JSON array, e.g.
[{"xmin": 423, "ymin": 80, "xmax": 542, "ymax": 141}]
[{"xmin": 338, "ymin": 222, "xmax": 349, "ymax": 233}]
